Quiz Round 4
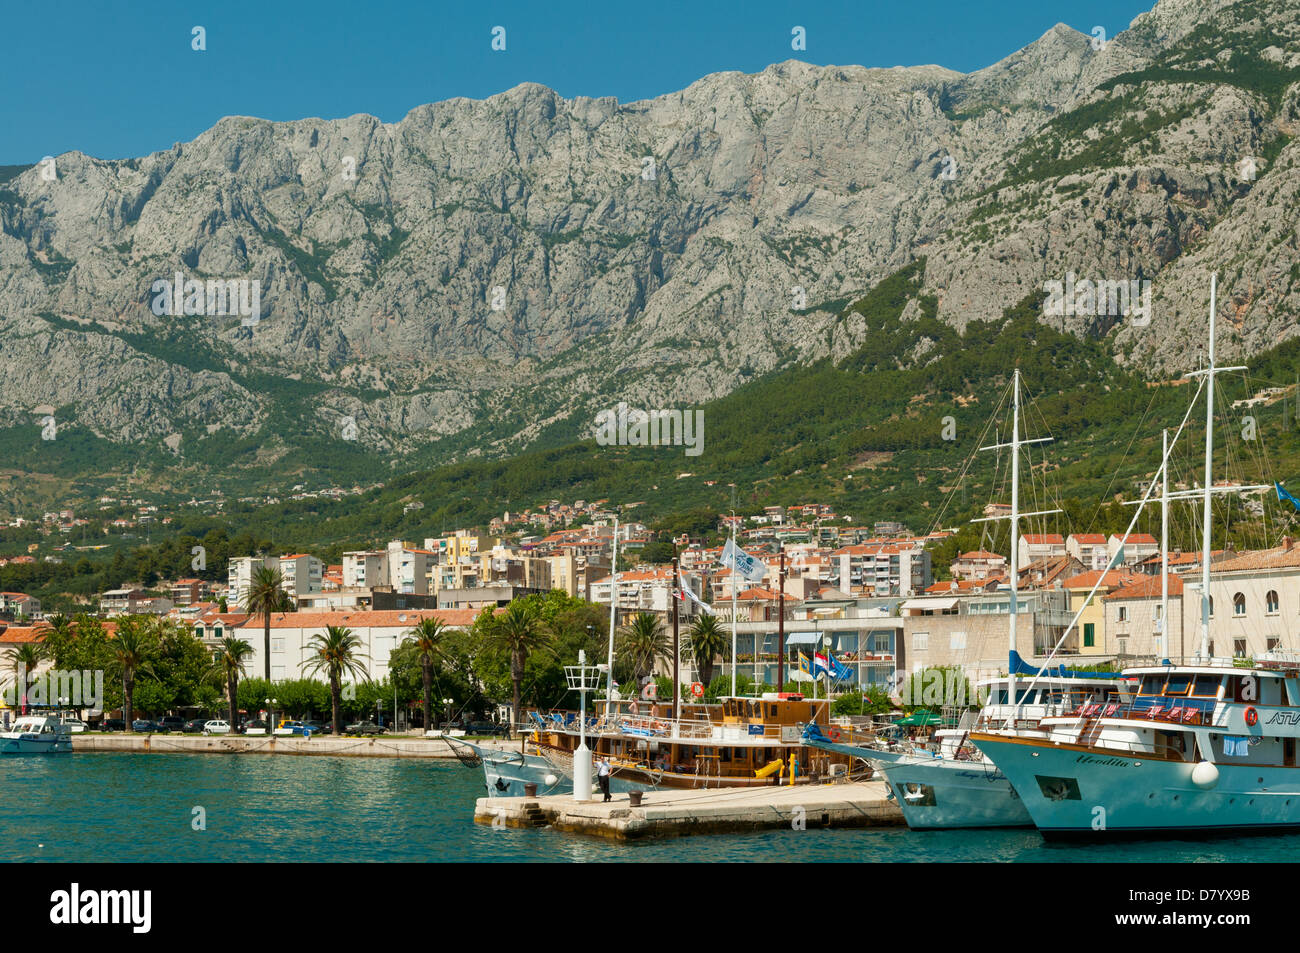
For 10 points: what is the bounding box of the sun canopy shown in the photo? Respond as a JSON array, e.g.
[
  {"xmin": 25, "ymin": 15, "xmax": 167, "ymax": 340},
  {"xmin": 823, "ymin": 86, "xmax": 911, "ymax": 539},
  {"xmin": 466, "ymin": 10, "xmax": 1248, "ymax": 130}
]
[{"xmin": 784, "ymin": 632, "xmax": 821, "ymax": 645}]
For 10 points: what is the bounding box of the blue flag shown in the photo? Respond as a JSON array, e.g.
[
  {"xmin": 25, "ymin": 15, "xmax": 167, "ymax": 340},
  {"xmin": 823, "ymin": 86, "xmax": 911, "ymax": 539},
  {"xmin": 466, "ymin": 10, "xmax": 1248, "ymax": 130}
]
[{"xmin": 1278, "ymin": 482, "xmax": 1300, "ymax": 512}]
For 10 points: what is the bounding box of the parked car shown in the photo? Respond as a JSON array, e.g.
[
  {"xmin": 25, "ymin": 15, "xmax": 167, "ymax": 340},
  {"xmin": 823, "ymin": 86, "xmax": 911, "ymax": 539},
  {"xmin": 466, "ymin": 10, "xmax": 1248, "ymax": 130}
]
[
  {"xmin": 59, "ymin": 717, "xmax": 88, "ymax": 734},
  {"xmin": 99, "ymin": 718, "xmax": 126, "ymax": 732},
  {"xmin": 464, "ymin": 721, "xmax": 508, "ymax": 737},
  {"xmin": 243, "ymin": 720, "xmax": 269, "ymax": 735},
  {"xmin": 273, "ymin": 720, "xmax": 305, "ymax": 736},
  {"xmin": 202, "ymin": 720, "xmax": 230, "ymax": 735},
  {"xmin": 182, "ymin": 718, "xmax": 209, "ymax": 733},
  {"xmin": 157, "ymin": 716, "xmax": 186, "ymax": 733},
  {"xmin": 343, "ymin": 720, "xmax": 386, "ymax": 736},
  {"xmin": 131, "ymin": 719, "xmax": 159, "ymax": 733},
  {"xmin": 302, "ymin": 720, "xmax": 331, "ymax": 736}
]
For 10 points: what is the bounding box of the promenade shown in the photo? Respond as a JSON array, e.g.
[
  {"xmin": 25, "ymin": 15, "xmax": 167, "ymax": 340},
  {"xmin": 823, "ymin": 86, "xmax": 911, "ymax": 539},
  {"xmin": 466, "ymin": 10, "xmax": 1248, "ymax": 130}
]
[{"xmin": 72, "ymin": 733, "xmax": 518, "ymax": 759}]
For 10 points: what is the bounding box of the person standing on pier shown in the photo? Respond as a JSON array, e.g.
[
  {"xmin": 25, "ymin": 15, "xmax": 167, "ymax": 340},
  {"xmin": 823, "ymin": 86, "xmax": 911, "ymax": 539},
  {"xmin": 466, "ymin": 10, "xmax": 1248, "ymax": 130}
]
[{"xmin": 597, "ymin": 757, "xmax": 612, "ymax": 802}]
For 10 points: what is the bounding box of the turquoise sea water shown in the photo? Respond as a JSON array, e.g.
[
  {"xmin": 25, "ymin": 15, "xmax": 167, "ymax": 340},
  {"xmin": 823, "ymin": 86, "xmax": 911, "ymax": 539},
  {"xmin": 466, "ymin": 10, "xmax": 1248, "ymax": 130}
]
[{"xmin": 2, "ymin": 752, "xmax": 1298, "ymax": 862}]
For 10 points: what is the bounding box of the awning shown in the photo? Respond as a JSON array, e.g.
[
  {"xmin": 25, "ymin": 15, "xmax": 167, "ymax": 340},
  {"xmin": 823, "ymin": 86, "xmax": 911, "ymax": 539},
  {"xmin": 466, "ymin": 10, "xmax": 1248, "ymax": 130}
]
[
  {"xmin": 900, "ymin": 598, "xmax": 958, "ymax": 612},
  {"xmin": 785, "ymin": 632, "xmax": 822, "ymax": 645}
]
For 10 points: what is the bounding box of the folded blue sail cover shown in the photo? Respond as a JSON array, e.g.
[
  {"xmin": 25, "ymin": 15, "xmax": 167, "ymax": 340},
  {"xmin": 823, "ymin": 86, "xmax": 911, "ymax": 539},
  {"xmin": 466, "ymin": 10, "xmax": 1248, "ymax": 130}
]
[{"xmin": 1008, "ymin": 651, "xmax": 1130, "ymax": 680}]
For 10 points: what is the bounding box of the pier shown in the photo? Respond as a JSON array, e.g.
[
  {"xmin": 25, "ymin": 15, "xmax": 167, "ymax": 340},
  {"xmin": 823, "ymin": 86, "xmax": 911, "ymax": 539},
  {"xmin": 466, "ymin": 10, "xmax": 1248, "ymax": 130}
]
[
  {"xmin": 474, "ymin": 780, "xmax": 904, "ymax": 840},
  {"xmin": 72, "ymin": 733, "xmax": 518, "ymax": 759}
]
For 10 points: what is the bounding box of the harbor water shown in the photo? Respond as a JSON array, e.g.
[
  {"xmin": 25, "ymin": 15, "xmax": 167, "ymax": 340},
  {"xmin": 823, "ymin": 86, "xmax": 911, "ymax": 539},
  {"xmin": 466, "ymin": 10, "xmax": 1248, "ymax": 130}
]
[{"xmin": 3, "ymin": 752, "xmax": 1297, "ymax": 862}]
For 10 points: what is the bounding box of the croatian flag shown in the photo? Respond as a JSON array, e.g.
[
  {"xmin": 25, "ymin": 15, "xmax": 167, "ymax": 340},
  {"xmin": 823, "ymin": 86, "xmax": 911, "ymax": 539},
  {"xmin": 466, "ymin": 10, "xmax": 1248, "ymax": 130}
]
[{"xmin": 814, "ymin": 653, "xmax": 852, "ymax": 681}]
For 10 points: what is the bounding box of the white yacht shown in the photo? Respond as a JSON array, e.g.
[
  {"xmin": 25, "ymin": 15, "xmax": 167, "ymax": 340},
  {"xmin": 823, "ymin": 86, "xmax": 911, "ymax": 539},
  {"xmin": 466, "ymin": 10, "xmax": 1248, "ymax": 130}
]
[
  {"xmin": 1, "ymin": 715, "xmax": 73, "ymax": 754},
  {"xmin": 805, "ymin": 670, "xmax": 1131, "ymax": 828},
  {"xmin": 974, "ymin": 275, "xmax": 1285, "ymax": 838}
]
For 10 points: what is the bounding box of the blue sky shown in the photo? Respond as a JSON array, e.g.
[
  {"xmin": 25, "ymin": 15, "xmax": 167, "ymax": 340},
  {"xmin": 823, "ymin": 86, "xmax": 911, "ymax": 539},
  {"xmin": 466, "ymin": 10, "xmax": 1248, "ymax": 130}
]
[{"xmin": 3, "ymin": 0, "xmax": 1153, "ymax": 164}]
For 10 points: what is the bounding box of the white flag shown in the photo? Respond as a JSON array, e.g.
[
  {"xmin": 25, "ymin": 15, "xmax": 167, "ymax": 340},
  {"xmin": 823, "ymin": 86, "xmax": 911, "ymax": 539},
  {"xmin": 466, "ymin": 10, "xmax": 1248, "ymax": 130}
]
[
  {"xmin": 719, "ymin": 538, "xmax": 766, "ymax": 582},
  {"xmin": 680, "ymin": 584, "xmax": 716, "ymax": 615}
]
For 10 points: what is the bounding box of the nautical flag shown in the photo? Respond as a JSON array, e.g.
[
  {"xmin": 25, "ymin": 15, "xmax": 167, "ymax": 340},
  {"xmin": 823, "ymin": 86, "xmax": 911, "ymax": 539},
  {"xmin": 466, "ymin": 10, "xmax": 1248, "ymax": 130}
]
[
  {"xmin": 1278, "ymin": 482, "xmax": 1300, "ymax": 512},
  {"xmin": 720, "ymin": 538, "xmax": 766, "ymax": 582},
  {"xmin": 813, "ymin": 652, "xmax": 852, "ymax": 681},
  {"xmin": 797, "ymin": 652, "xmax": 812, "ymax": 675}
]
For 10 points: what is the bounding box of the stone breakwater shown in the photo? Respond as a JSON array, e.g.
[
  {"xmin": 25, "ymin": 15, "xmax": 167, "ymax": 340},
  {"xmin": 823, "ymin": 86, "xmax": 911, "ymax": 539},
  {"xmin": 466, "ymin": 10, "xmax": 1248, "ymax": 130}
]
[{"xmin": 73, "ymin": 733, "xmax": 518, "ymax": 759}]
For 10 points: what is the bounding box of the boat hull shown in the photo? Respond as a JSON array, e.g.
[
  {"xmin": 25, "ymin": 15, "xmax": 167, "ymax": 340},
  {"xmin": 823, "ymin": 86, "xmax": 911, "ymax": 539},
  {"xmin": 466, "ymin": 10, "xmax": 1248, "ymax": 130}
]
[
  {"xmin": 868, "ymin": 748, "xmax": 1032, "ymax": 829},
  {"xmin": 0, "ymin": 735, "xmax": 72, "ymax": 754},
  {"xmin": 972, "ymin": 733, "xmax": 1300, "ymax": 839}
]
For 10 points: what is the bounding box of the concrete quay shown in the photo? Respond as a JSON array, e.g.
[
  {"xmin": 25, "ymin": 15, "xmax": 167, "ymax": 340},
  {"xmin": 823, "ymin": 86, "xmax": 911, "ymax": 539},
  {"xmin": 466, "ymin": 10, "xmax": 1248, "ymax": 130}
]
[
  {"xmin": 73, "ymin": 733, "xmax": 517, "ymax": 759},
  {"xmin": 474, "ymin": 780, "xmax": 904, "ymax": 841}
]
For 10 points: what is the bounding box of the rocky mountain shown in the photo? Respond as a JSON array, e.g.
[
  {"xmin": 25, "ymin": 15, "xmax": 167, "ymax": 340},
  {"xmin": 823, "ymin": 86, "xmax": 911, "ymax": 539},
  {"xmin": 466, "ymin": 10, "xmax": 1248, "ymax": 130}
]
[{"xmin": 1, "ymin": 0, "xmax": 1298, "ymax": 506}]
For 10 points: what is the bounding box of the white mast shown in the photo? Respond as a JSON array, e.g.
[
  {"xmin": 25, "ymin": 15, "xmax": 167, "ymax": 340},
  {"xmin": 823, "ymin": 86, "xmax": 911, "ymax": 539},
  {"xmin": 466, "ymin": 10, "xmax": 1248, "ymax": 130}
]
[
  {"xmin": 605, "ymin": 519, "xmax": 619, "ymax": 702},
  {"xmin": 730, "ymin": 507, "xmax": 738, "ymax": 697},
  {"xmin": 972, "ymin": 368, "xmax": 1056, "ymax": 718},
  {"xmin": 1008, "ymin": 369, "xmax": 1021, "ymax": 714},
  {"xmin": 1160, "ymin": 428, "xmax": 1169, "ymax": 659},
  {"xmin": 1199, "ymin": 275, "xmax": 1217, "ymax": 661}
]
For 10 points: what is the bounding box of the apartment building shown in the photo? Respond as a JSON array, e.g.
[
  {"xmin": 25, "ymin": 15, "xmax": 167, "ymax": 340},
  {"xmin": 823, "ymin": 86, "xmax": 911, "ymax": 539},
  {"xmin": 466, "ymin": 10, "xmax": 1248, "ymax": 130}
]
[
  {"xmin": 1107, "ymin": 533, "xmax": 1159, "ymax": 568},
  {"xmin": 951, "ymin": 550, "xmax": 1007, "ymax": 581},
  {"xmin": 169, "ymin": 578, "xmax": 212, "ymax": 607},
  {"xmin": 342, "ymin": 550, "xmax": 388, "ymax": 589},
  {"xmin": 1103, "ymin": 574, "xmax": 1186, "ymax": 660},
  {"xmin": 227, "ymin": 556, "xmax": 276, "ymax": 608},
  {"xmin": 278, "ymin": 554, "xmax": 324, "ymax": 599},
  {"xmin": 831, "ymin": 544, "xmax": 931, "ymax": 597},
  {"xmin": 1017, "ymin": 534, "xmax": 1066, "ymax": 566},
  {"xmin": 1066, "ymin": 533, "xmax": 1111, "ymax": 571}
]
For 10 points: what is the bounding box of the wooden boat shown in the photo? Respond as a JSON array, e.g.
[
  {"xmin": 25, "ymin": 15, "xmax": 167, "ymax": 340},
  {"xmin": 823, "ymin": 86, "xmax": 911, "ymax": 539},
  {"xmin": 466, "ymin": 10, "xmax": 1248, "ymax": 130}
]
[{"xmin": 524, "ymin": 694, "xmax": 865, "ymax": 790}]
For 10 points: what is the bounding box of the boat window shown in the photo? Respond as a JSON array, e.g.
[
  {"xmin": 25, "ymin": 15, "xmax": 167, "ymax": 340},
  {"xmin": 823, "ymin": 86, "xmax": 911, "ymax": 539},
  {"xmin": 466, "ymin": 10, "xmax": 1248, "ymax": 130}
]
[
  {"xmin": 1138, "ymin": 675, "xmax": 1165, "ymax": 696},
  {"xmin": 1191, "ymin": 675, "xmax": 1221, "ymax": 698},
  {"xmin": 1163, "ymin": 674, "xmax": 1192, "ymax": 696},
  {"xmin": 769, "ymin": 704, "xmax": 778, "ymax": 719}
]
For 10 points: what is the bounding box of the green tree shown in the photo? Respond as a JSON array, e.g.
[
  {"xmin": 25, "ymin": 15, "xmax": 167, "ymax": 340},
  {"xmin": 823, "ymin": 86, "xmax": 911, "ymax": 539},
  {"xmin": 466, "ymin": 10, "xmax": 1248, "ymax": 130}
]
[
  {"xmin": 302, "ymin": 625, "xmax": 369, "ymax": 734},
  {"xmin": 685, "ymin": 613, "xmax": 729, "ymax": 686},
  {"xmin": 244, "ymin": 564, "xmax": 292, "ymax": 682},
  {"xmin": 484, "ymin": 601, "xmax": 553, "ymax": 734},
  {"xmin": 617, "ymin": 612, "xmax": 670, "ymax": 683},
  {"xmin": 210, "ymin": 637, "xmax": 254, "ymax": 731},
  {"xmin": 403, "ymin": 617, "xmax": 453, "ymax": 733},
  {"xmin": 108, "ymin": 616, "xmax": 158, "ymax": 730},
  {"xmin": 7, "ymin": 641, "xmax": 45, "ymax": 711}
]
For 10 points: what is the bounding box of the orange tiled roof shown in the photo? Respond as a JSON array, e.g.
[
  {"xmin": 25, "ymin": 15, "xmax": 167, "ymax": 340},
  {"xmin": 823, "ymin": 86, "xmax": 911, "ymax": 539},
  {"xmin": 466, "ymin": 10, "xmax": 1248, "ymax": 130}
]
[
  {"xmin": 1060, "ymin": 570, "xmax": 1141, "ymax": 590},
  {"xmin": 1105, "ymin": 574, "xmax": 1185, "ymax": 599}
]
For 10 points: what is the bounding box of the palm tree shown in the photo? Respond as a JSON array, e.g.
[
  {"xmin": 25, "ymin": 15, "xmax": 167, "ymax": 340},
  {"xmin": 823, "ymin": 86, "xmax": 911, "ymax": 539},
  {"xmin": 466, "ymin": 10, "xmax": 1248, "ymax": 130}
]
[
  {"xmin": 245, "ymin": 564, "xmax": 292, "ymax": 682},
  {"xmin": 108, "ymin": 617, "xmax": 155, "ymax": 731},
  {"xmin": 685, "ymin": 613, "xmax": 729, "ymax": 686},
  {"xmin": 209, "ymin": 637, "xmax": 254, "ymax": 732},
  {"xmin": 8, "ymin": 642, "xmax": 45, "ymax": 713},
  {"xmin": 302, "ymin": 625, "xmax": 369, "ymax": 734},
  {"xmin": 617, "ymin": 612, "xmax": 671, "ymax": 683},
  {"xmin": 403, "ymin": 617, "xmax": 452, "ymax": 732},
  {"xmin": 486, "ymin": 602, "xmax": 553, "ymax": 735}
]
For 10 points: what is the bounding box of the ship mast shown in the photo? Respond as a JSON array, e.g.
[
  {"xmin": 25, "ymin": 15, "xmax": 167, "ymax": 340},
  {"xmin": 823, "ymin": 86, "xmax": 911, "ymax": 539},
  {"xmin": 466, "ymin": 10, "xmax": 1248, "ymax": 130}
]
[
  {"xmin": 1179, "ymin": 275, "xmax": 1269, "ymax": 661},
  {"xmin": 973, "ymin": 368, "xmax": 1056, "ymax": 718}
]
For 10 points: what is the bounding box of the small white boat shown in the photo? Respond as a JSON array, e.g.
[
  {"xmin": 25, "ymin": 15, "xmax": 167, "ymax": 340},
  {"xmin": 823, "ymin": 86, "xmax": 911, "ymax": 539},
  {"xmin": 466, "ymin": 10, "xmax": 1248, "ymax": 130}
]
[{"xmin": 1, "ymin": 715, "xmax": 73, "ymax": 754}]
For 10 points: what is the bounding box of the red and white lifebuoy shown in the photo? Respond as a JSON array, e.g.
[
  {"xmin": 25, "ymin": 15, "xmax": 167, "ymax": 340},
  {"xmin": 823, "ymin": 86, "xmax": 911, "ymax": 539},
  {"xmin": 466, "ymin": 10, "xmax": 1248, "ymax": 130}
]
[
  {"xmin": 1245, "ymin": 706, "xmax": 1259, "ymax": 727},
  {"xmin": 690, "ymin": 682, "xmax": 704, "ymax": 698},
  {"xmin": 828, "ymin": 728, "xmax": 842, "ymax": 742}
]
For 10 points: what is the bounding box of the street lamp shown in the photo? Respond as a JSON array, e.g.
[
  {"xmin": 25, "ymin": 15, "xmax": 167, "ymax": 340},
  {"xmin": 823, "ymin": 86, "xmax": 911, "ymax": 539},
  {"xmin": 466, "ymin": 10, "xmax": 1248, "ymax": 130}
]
[
  {"xmin": 265, "ymin": 697, "xmax": 278, "ymax": 733},
  {"xmin": 390, "ymin": 634, "xmax": 400, "ymax": 733},
  {"xmin": 442, "ymin": 697, "xmax": 454, "ymax": 732}
]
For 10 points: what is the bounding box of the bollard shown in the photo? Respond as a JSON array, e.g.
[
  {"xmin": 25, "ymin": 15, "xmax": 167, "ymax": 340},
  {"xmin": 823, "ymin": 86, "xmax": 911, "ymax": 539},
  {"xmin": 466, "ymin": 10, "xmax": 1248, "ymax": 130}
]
[
  {"xmin": 628, "ymin": 790, "xmax": 643, "ymax": 807},
  {"xmin": 523, "ymin": 782, "xmax": 538, "ymax": 797}
]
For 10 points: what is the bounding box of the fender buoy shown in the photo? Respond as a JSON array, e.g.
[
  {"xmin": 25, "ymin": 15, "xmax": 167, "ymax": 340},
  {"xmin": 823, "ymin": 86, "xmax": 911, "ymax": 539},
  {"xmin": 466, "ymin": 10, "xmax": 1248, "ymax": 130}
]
[{"xmin": 1245, "ymin": 706, "xmax": 1259, "ymax": 727}]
